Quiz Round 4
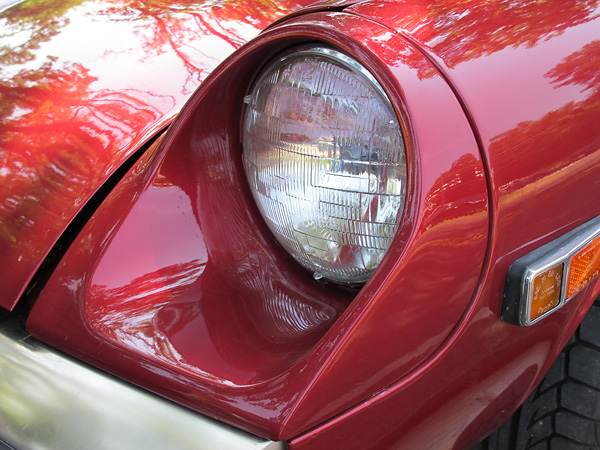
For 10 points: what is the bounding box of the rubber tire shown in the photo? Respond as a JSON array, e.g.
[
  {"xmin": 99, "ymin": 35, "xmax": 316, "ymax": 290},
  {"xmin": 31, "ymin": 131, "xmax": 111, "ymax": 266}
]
[{"xmin": 474, "ymin": 298, "xmax": 600, "ymax": 449}]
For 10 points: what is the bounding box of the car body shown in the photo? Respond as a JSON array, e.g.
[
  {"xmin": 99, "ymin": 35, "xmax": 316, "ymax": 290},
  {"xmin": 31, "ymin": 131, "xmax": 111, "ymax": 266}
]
[{"xmin": 1, "ymin": 0, "xmax": 599, "ymax": 449}]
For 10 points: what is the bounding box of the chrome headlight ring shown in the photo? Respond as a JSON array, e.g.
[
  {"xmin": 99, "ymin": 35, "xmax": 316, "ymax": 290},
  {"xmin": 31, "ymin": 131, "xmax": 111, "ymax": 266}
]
[{"xmin": 243, "ymin": 45, "xmax": 407, "ymax": 284}]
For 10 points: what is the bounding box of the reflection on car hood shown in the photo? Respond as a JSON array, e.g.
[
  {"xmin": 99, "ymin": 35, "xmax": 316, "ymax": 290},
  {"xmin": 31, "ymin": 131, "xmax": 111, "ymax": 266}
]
[{"xmin": 0, "ymin": 0, "xmax": 322, "ymax": 310}]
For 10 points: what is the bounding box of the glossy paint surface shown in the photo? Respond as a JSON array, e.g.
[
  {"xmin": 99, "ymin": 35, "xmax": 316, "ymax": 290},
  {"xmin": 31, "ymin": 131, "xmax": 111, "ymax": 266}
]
[
  {"xmin": 289, "ymin": 1, "xmax": 600, "ymax": 448},
  {"xmin": 290, "ymin": 284, "xmax": 600, "ymax": 450},
  {"xmin": 28, "ymin": 12, "xmax": 488, "ymax": 440},
  {"xmin": 0, "ymin": 316, "xmax": 282, "ymax": 450},
  {"xmin": 351, "ymin": 0, "xmax": 600, "ymax": 254},
  {"xmin": 0, "ymin": 0, "xmax": 317, "ymax": 310}
]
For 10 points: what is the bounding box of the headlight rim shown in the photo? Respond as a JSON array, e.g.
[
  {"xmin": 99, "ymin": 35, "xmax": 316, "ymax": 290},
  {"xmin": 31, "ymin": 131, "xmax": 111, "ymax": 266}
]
[{"xmin": 241, "ymin": 42, "xmax": 411, "ymax": 286}]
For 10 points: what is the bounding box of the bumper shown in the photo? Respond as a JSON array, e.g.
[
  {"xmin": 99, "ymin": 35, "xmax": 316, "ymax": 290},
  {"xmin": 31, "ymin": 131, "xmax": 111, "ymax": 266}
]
[{"xmin": 0, "ymin": 315, "xmax": 283, "ymax": 450}]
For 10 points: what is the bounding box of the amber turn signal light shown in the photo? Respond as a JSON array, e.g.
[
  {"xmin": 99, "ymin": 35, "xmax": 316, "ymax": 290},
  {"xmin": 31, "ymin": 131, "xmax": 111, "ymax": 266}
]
[
  {"xmin": 503, "ymin": 216, "xmax": 600, "ymax": 326},
  {"xmin": 567, "ymin": 236, "xmax": 600, "ymax": 299},
  {"xmin": 529, "ymin": 264, "xmax": 563, "ymax": 322}
]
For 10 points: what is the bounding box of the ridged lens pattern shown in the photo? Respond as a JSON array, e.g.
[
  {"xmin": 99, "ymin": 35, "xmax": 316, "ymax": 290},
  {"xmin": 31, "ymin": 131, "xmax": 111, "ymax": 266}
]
[{"xmin": 243, "ymin": 48, "xmax": 407, "ymax": 283}]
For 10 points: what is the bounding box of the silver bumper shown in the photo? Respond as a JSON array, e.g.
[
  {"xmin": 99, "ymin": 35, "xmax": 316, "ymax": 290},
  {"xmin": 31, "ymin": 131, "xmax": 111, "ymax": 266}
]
[{"xmin": 0, "ymin": 316, "xmax": 283, "ymax": 450}]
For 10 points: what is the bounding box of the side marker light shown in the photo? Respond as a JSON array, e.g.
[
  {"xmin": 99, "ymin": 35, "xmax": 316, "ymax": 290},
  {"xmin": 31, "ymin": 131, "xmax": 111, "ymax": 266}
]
[
  {"xmin": 503, "ymin": 216, "xmax": 600, "ymax": 326},
  {"xmin": 529, "ymin": 263, "xmax": 562, "ymax": 322},
  {"xmin": 567, "ymin": 236, "xmax": 600, "ymax": 299}
]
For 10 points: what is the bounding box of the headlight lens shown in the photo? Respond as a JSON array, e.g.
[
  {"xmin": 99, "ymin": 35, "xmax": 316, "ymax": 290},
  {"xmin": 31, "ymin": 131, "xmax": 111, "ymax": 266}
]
[{"xmin": 243, "ymin": 46, "xmax": 407, "ymax": 284}]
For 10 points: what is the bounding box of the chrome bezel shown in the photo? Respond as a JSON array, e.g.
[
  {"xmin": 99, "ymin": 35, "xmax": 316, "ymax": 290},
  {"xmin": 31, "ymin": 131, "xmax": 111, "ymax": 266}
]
[
  {"xmin": 242, "ymin": 44, "xmax": 406, "ymax": 285},
  {"xmin": 517, "ymin": 216, "xmax": 600, "ymax": 326}
]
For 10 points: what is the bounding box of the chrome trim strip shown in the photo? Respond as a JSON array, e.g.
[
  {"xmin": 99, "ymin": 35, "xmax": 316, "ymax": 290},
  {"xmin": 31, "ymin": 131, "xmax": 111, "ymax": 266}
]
[{"xmin": 0, "ymin": 317, "xmax": 284, "ymax": 450}]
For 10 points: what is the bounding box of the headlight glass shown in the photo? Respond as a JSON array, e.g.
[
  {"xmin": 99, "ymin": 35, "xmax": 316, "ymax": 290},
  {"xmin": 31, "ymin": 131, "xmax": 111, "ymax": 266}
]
[{"xmin": 243, "ymin": 46, "xmax": 407, "ymax": 284}]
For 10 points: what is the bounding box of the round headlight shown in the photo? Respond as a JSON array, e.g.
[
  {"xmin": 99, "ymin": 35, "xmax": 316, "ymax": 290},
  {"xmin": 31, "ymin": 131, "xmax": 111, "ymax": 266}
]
[{"xmin": 243, "ymin": 46, "xmax": 407, "ymax": 284}]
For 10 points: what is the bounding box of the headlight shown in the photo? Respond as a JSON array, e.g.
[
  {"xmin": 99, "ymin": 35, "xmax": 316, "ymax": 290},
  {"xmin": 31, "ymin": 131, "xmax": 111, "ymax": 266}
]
[{"xmin": 243, "ymin": 46, "xmax": 407, "ymax": 284}]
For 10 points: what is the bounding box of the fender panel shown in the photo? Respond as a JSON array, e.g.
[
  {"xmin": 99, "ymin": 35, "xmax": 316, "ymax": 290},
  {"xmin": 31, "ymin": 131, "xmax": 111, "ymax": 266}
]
[
  {"xmin": 0, "ymin": 0, "xmax": 319, "ymax": 310},
  {"xmin": 28, "ymin": 12, "xmax": 487, "ymax": 440}
]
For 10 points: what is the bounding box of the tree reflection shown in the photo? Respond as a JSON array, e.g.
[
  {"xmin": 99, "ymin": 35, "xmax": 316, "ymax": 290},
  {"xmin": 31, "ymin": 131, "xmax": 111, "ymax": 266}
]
[
  {"xmin": 359, "ymin": 0, "xmax": 598, "ymax": 76},
  {"xmin": 0, "ymin": 0, "xmax": 314, "ymax": 306},
  {"xmin": 0, "ymin": 0, "xmax": 167, "ymax": 304},
  {"xmin": 444, "ymin": 0, "xmax": 594, "ymax": 64},
  {"xmin": 422, "ymin": 0, "xmax": 598, "ymax": 67},
  {"xmin": 99, "ymin": 0, "xmax": 314, "ymax": 93},
  {"xmin": 489, "ymin": 40, "xmax": 600, "ymax": 202},
  {"xmin": 547, "ymin": 40, "xmax": 600, "ymax": 94}
]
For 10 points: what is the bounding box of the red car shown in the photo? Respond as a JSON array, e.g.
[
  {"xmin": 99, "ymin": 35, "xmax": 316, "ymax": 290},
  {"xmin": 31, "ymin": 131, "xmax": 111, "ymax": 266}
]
[{"xmin": 1, "ymin": 0, "xmax": 599, "ymax": 448}]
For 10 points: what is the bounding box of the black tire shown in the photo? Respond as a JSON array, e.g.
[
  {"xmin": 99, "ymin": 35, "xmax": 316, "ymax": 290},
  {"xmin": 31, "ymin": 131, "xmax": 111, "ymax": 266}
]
[{"xmin": 475, "ymin": 299, "xmax": 600, "ymax": 449}]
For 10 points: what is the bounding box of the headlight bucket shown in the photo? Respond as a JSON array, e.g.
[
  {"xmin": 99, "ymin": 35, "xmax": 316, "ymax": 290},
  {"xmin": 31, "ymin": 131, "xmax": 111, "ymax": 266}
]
[{"xmin": 27, "ymin": 11, "xmax": 488, "ymax": 442}]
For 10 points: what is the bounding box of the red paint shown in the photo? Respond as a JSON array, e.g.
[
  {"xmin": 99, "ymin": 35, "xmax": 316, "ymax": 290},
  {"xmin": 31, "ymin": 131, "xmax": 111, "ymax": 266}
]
[
  {"xmin": 0, "ymin": 0, "xmax": 318, "ymax": 310},
  {"xmin": 27, "ymin": 12, "xmax": 487, "ymax": 440},
  {"xmin": 19, "ymin": 0, "xmax": 600, "ymax": 448},
  {"xmin": 289, "ymin": 1, "xmax": 600, "ymax": 448}
]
